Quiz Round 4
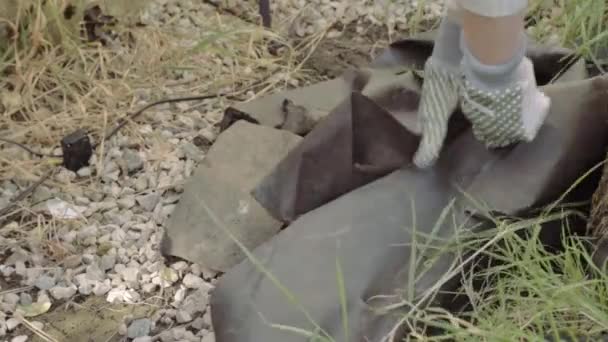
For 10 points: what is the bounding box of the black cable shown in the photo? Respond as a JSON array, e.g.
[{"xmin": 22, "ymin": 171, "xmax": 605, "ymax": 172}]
[
  {"xmin": 99, "ymin": 94, "xmax": 231, "ymax": 147},
  {"xmin": 0, "ymin": 92, "xmax": 236, "ymax": 220},
  {"xmin": 0, "ymin": 137, "xmax": 62, "ymax": 158}
]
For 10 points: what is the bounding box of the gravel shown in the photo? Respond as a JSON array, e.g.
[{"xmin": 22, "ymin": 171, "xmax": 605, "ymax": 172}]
[{"xmin": 127, "ymin": 318, "xmax": 153, "ymax": 338}]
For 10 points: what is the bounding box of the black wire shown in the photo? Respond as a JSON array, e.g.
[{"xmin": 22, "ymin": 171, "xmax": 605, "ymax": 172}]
[
  {"xmin": 98, "ymin": 94, "xmax": 231, "ymax": 148},
  {"xmin": 0, "ymin": 137, "xmax": 62, "ymax": 158},
  {"xmin": 0, "ymin": 93, "xmax": 234, "ymax": 220}
]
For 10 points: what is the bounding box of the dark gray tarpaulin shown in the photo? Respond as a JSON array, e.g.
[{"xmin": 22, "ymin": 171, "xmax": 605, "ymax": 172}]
[{"xmin": 205, "ymin": 35, "xmax": 608, "ymax": 342}]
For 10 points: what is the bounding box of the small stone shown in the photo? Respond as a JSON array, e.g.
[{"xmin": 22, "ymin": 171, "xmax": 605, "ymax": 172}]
[
  {"xmin": 34, "ymin": 275, "xmax": 56, "ymax": 290},
  {"xmin": 121, "ymin": 267, "xmax": 140, "ymax": 284},
  {"xmin": 30, "ymin": 321, "xmax": 44, "ymax": 330},
  {"xmin": 202, "ymin": 311, "xmax": 212, "ymax": 327},
  {"xmin": 159, "ymin": 331, "xmax": 173, "ymax": 342},
  {"xmin": 173, "ymin": 287, "xmax": 186, "ymax": 304},
  {"xmin": 176, "ymin": 310, "xmax": 192, "ymax": 323},
  {"xmin": 86, "ymin": 264, "xmax": 106, "ymax": 282},
  {"xmin": 134, "ymin": 177, "xmax": 148, "ymax": 192},
  {"xmin": 1, "ymin": 302, "xmax": 16, "ymax": 313},
  {"xmin": 11, "ymin": 335, "xmax": 28, "ymax": 342},
  {"xmin": 62, "ymin": 255, "xmax": 82, "ymax": 268},
  {"xmin": 93, "ymin": 281, "xmax": 112, "ymax": 296},
  {"xmin": 112, "ymin": 231, "xmax": 127, "ymax": 245},
  {"xmin": 77, "ymin": 167, "xmax": 92, "ymax": 177},
  {"xmin": 75, "ymin": 274, "xmax": 95, "ymax": 295},
  {"xmin": 123, "ymin": 149, "xmax": 144, "ymax": 173},
  {"xmin": 201, "ymin": 333, "xmax": 215, "ymax": 342},
  {"xmin": 19, "ymin": 292, "xmax": 32, "ymax": 306},
  {"xmin": 127, "ymin": 318, "xmax": 152, "ymax": 338},
  {"xmin": 32, "ymin": 185, "xmax": 53, "ymax": 203},
  {"xmin": 171, "ymin": 261, "xmax": 189, "ymax": 272},
  {"xmin": 181, "ymin": 142, "xmax": 203, "ymax": 162},
  {"xmin": 142, "ymin": 283, "xmax": 157, "ymax": 293},
  {"xmin": 82, "ymin": 254, "xmax": 96, "ymax": 264},
  {"xmin": 181, "ymin": 288, "xmax": 209, "ymax": 316},
  {"xmin": 100, "ymin": 254, "xmax": 116, "ymax": 271},
  {"xmin": 118, "ymin": 322, "xmax": 128, "ymax": 335},
  {"xmin": 3, "ymin": 293, "xmax": 19, "ymax": 305},
  {"xmin": 56, "ymin": 168, "xmax": 76, "ymax": 183},
  {"xmin": 191, "ymin": 317, "xmax": 206, "ymax": 330},
  {"xmin": 171, "ymin": 326, "xmax": 187, "ymax": 339},
  {"xmin": 50, "ymin": 285, "xmax": 77, "ymax": 300},
  {"xmin": 118, "ymin": 197, "xmax": 136, "ymax": 209},
  {"xmin": 37, "ymin": 291, "xmax": 51, "ymax": 306},
  {"xmin": 1, "ymin": 265, "xmax": 15, "ymax": 277},
  {"xmin": 78, "ymin": 225, "xmax": 99, "ymax": 240},
  {"xmin": 133, "ymin": 337, "xmax": 153, "ymax": 342},
  {"xmin": 137, "ymin": 193, "xmax": 161, "ymax": 211},
  {"xmin": 182, "ymin": 274, "xmax": 206, "ymax": 289},
  {"xmin": 6, "ymin": 318, "xmax": 20, "ymax": 330}
]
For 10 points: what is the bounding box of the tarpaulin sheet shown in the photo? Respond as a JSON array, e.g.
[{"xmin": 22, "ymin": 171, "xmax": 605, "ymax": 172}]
[{"xmin": 209, "ymin": 35, "xmax": 608, "ymax": 342}]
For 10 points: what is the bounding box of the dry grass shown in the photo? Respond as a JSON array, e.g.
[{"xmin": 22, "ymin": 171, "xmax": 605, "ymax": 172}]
[
  {"xmin": 0, "ymin": 3, "xmax": 332, "ymax": 308},
  {"xmin": 0, "ymin": 0, "xmax": 324, "ymax": 213}
]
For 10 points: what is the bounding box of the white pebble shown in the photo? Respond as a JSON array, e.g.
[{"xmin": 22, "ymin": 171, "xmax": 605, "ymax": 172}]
[
  {"xmin": 182, "ymin": 274, "xmax": 206, "ymax": 289},
  {"xmin": 6, "ymin": 318, "xmax": 20, "ymax": 331},
  {"xmin": 11, "ymin": 335, "xmax": 28, "ymax": 342},
  {"xmin": 176, "ymin": 310, "xmax": 193, "ymax": 323},
  {"xmin": 50, "ymin": 285, "xmax": 77, "ymax": 300}
]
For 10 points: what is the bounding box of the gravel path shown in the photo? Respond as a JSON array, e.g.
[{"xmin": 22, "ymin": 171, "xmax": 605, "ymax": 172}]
[{"xmin": 0, "ymin": 1, "xmax": 444, "ymax": 341}]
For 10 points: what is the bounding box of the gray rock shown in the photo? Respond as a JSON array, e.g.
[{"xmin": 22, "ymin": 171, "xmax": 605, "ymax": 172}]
[
  {"xmin": 191, "ymin": 317, "xmax": 206, "ymax": 330},
  {"xmin": 75, "ymin": 274, "xmax": 95, "ymax": 295},
  {"xmin": 137, "ymin": 193, "xmax": 161, "ymax": 212},
  {"xmin": 121, "ymin": 267, "xmax": 140, "ymax": 284},
  {"xmin": 100, "ymin": 254, "xmax": 116, "ymax": 271},
  {"xmin": 50, "ymin": 285, "xmax": 77, "ymax": 300},
  {"xmin": 11, "ymin": 335, "xmax": 28, "ymax": 342},
  {"xmin": 161, "ymin": 121, "xmax": 302, "ymax": 271},
  {"xmin": 170, "ymin": 261, "xmax": 188, "ymax": 272},
  {"xmin": 6, "ymin": 318, "xmax": 20, "ymax": 330},
  {"xmin": 82, "ymin": 254, "xmax": 96, "ymax": 264},
  {"xmin": 93, "ymin": 281, "xmax": 112, "ymax": 296},
  {"xmin": 77, "ymin": 167, "xmax": 92, "ymax": 177},
  {"xmin": 182, "ymin": 274, "xmax": 206, "ymax": 289},
  {"xmin": 123, "ymin": 149, "xmax": 144, "ymax": 173},
  {"xmin": 176, "ymin": 310, "xmax": 192, "ymax": 323},
  {"xmin": 201, "ymin": 333, "xmax": 215, "ymax": 342},
  {"xmin": 118, "ymin": 197, "xmax": 136, "ymax": 209},
  {"xmin": 32, "ymin": 185, "xmax": 53, "ymax": 203},
  {"xmin": 133, "ymin": 337, "xmax": 153, "ymax": 342},
  {"xmin": 118, "ymin": 322, "xmax": 128, "ymax": 335},
  {"xmin": 134, "ymin": 177, "xmax": 148, "ymax": 192},
  {"xmin": 202, "ymin": 311, "xmax": 212, "ymax": 328},
  {"xmin": 127, "ymin": 318, "xmax": 152, "ymax": 338},
  {"xmin": 180, "ymin": 288, "xmax": 209, "ymax": 316},
  {"xmin": 86, "ymin": 264, "xmax": 106, "ymax": 282},
  {"xmin": 142, "ymin": 283, "xmax": 157, "ymax": 293},
  {"xmin": 19, "ymin": 292, "xmax": 32, "ymax": 305},
  {"xmin": 181, "ymin": 142, "xmax": 203, "ymax": 162},
  {"xmin": 63, "ymin": 255, "xmax": 82, "ymax": 268},
  {"xmin": 159, "ymin": 331, "xmax": 173, "ymax": 342},
  {"xmin": 2, "ymin": 293, "xmax": 19, "ymax": 305}
]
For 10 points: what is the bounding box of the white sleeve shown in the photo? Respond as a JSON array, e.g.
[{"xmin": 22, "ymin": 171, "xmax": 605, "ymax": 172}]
[{"xmin": 457, "ymin": 0, "xmax": 528, "ymax": 17}]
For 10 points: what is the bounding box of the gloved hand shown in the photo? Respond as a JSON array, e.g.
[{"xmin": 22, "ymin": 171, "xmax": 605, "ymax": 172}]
[
  {"xmin": 412, "ymin": 58, "xmax": 462, "ymax": 168},
  {"xmin": 412, "ymin": 14, "xmax": 464, "ymax": 169},
  {"xmin": 459, "ymin": 54, "xmax": 551, "ymax": 149},
  {"xmin": 413, "ymin": 33, "xmax": 551, "ymax": 168}
]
